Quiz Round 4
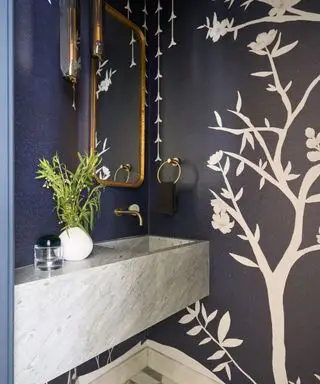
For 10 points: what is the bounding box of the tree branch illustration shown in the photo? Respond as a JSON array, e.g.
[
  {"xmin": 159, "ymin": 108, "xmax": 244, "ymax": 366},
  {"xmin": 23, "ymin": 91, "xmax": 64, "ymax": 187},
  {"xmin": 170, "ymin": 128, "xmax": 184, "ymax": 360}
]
[
  {"xmin": 198, "ymin": 1, "xmax": 320, "ymax": 44},
  {"xmin": 179, "ymin": 301, "xmax": 257, "ymax": 384},
  {"xmin": 206, "ymin": 27, "xmax": 320, "ymax": 384}
]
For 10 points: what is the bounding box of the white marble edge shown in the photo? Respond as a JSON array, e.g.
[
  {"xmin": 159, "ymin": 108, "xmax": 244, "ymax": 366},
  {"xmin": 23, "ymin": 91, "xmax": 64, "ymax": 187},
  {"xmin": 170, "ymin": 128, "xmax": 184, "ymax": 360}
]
[
  {"xmin": 15, "ymin": 237, "xmax": 210, "ymax": 384},
  {"xmin": 15, "ymin": 235, "xmax": 208, "ymax": 286}
]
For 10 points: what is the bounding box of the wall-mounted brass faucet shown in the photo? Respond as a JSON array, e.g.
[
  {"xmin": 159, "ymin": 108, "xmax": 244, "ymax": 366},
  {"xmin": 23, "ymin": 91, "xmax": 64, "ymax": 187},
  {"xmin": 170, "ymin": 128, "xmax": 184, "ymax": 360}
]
[{"xmin": 114, "ymin": 204, "xmax": 143, "ymax": 227}]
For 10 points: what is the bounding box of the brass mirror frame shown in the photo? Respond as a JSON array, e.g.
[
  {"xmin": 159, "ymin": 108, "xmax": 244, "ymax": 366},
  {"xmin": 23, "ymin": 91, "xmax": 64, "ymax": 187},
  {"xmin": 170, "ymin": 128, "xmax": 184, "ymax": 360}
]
[{"xmin": 90, "ymin": 4, "xmax": 146, "ymax": 188}]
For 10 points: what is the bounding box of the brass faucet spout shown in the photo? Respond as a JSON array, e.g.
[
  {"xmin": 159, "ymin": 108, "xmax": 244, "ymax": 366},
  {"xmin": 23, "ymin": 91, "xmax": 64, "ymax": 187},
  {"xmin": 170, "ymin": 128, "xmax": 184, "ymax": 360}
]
[{"xmin": 114, "ymin": 209, "xmax": 143, "ymax": 227}]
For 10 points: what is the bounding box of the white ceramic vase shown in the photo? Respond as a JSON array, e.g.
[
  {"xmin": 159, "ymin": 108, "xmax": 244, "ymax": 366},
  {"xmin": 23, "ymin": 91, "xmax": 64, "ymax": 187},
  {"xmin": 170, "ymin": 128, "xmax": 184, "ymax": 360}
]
[{"xmin": 60, "ymin": 227, "xmax": 93, "ymax": 261}]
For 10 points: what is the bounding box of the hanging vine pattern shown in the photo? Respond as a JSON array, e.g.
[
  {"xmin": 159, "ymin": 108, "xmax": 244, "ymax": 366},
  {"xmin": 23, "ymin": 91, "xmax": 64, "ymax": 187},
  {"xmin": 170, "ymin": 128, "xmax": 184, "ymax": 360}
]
[
  {"xmin": 142, "ymin": 0, "xmax": 148, "ymax": 108},
  {"xmin": 154, "ymin": 0, "xmax": 163, "ymax": 162},
  {"xmin": 168, "ymin": 0, "xmax": 177, "ymax": 48},
  {"xmin": 125, "ymin": 0, "xmax": 137, "ymax": 68}
]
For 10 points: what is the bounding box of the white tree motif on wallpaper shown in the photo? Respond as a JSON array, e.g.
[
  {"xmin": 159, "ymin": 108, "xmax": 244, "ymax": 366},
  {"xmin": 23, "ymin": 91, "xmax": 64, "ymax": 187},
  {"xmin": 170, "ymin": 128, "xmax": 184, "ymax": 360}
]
[
  {"xmin": 191, "ymin": 28, "xmax": 320, "ymax": 384},
  {"xmin": 198, "ymin": 0, "xmax": 320, "ymax": 43}
]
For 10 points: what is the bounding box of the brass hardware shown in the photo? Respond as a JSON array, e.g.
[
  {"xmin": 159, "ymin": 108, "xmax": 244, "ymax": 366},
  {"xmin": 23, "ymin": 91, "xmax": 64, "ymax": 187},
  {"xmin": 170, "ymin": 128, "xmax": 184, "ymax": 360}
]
[
  {"xmin": 113, "ymin": 164, "xmax": 132, "ymax": 183},
  {"xmin": 114, "ymin": 206, "xmax": 143, "ymax": 227},
  {"xmin": 92, "ymin": 0, "xmax": 104, "ymax": 59},
  {"xmin": 90, "ymin": 4, "xmax": 146, "ymax": 189},
  {"xmin": 60, "ymin": 0, "xmax": 79, "ymax": 110},
  {"xmin": 157, "ymin": 158, "xmax": 182, "ymax": 184}
]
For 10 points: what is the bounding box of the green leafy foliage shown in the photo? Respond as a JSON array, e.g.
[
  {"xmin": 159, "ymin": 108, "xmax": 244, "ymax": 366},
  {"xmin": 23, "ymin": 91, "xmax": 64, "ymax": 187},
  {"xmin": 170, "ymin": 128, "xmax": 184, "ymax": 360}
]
[{"xmin": 36, "ymin": 152, "xmax": 104, "ymax": 233}]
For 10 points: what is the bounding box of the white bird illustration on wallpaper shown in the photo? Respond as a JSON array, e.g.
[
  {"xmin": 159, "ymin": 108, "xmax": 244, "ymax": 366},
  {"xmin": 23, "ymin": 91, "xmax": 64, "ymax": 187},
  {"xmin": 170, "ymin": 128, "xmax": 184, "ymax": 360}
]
[
  {"xmin": 154, "ymin": 0, "xmax": 163, "ymax": 162},
  {"xmin": 181, "ymin": 28, "xmax": 320, "ymax": 384},
  {"xmin": 197, "ymin": 0, "xmax": 320, "ymax": 42},
  {"xmin": 96, "ymin": 59, "xmax": 117, "ymax": 100},
  {"xmin": 125, "ymin": 0, "xmax": 137, "ymax": 68}
]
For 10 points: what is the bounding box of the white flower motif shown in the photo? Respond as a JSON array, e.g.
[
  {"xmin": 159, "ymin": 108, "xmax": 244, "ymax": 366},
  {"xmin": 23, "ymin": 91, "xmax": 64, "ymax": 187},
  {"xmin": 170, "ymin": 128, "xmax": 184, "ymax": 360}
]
[
  {"xmin": 211, "ymin": 199, "xmax": 227, "ymax": 215},
  {"xmin": 248, "ymin": 29, "xmax": 277, "ymax": 54},
  {"xmin": 98, "ymin": 166, "xmax": 111, "ymax": 181},
  {"xmin": 316, "ymin": 227, "xmax": 320, "ymax": 244},
  {"xmin": 204, "ymin": 13, "xmax": 230, "ymax": 43},
  {"xmin": 305, "ymin": 127, "xmax": 320, "ymax": 162},
  {"xmin": 267, "ymin": 0, "xmax": 300, "ymax": 17},
  {"xmin": 212, "ymin": 211, "xmax": 235, "ymax": 234},
  {"xmin": 207, "ymin": 150, "xmax": 223, "ymax": 170}
]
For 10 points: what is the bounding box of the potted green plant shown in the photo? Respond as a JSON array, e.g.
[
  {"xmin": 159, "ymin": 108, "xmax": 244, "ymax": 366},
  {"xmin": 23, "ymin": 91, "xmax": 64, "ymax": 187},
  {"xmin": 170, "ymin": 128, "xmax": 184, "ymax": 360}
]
[{"xmin": 36, "ymin": 151, "xmax": 108, "ymax": 261}]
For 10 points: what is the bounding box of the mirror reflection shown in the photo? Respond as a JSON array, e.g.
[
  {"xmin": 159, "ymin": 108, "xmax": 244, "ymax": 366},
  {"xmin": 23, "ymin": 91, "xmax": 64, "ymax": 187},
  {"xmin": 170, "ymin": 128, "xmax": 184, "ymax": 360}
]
[{"xmin": 91, "ymin": 4, "xmax": 146, "ymax": 188}]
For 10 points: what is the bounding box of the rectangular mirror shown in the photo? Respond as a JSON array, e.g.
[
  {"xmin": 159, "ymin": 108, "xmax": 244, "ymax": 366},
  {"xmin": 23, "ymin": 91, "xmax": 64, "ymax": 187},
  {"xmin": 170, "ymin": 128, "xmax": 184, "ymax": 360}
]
[{"xmin": 90, "ymin": 4, "xmax": 146, "ymax": 188}]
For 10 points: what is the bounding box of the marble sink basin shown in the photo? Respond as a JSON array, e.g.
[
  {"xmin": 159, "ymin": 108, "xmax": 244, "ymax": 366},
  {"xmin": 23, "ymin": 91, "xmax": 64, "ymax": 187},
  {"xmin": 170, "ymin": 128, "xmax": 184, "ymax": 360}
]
[
  {"xmin": 96, "ymin": 235, "xmax": 197, "ymax": 257},
  {"xmin": 15, "ymin": 236, "xmax": 209, "ymax": 384}
]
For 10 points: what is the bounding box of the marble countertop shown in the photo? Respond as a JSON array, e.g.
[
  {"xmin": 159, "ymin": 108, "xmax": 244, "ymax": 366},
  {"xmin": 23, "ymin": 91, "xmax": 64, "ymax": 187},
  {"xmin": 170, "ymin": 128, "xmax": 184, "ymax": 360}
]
[
  {"xmin": 15, "ymin": 236, "xmax": 204, "ymax": 285},
  {"xmin": 15, "ymin": 235, "xmax": 209, "ymax": 384}
]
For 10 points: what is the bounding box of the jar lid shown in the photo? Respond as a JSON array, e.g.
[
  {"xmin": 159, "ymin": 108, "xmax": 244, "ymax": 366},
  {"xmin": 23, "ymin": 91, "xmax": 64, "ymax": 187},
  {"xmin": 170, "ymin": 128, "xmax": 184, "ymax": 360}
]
[{"xmin": 36, "ymin": 235, "xmax": 61, "ymax": 248}]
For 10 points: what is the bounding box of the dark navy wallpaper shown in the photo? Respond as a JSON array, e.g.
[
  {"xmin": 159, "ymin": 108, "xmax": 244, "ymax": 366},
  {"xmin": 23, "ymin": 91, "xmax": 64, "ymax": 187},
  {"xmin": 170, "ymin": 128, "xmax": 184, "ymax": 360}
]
[
  {"xmin": 13, "ymin": 0, "xmax": 149, "ymax": 383},
  {"xmin": 148, "ymin": 1, "xmax": 320, "ymax": 384},
  {"xmin": 15, "ymin": 0, "xmax": 320, "ymax": 383},
  {"xmin": 14, "ymin": 0, "xmax": 148, "ymax": 269}
]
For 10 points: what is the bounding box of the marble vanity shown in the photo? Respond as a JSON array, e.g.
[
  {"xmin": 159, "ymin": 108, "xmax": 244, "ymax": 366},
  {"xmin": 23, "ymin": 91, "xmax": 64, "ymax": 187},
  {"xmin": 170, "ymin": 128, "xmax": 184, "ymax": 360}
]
[{"xmin": 15, "ymin": 236, "xmax": 209, "ymax": 384}]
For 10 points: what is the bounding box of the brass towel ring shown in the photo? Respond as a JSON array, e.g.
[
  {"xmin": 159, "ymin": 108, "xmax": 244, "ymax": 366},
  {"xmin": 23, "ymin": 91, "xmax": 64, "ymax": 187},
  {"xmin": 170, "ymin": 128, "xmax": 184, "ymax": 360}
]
[
  {"xmin": 157, "ymin": 158, "xmax": 181, "ymax": 184},
  {"xmin": 114, "ymin": 164, "xmax": 132, "ymax": 183}
]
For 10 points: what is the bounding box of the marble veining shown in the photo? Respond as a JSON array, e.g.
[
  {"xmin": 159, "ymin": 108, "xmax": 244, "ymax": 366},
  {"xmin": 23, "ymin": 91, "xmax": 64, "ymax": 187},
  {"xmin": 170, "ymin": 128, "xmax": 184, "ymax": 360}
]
[{"xmin": 14, "ymin": 236, "xmax": 209, "ymax": 384}]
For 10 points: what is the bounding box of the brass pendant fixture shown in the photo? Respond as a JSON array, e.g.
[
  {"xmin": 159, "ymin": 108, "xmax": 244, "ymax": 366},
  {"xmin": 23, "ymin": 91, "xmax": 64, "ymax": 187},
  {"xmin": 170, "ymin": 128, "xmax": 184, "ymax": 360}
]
[
  {"xmin": 92, "ymin": 0, "xmax": 104, "ymax": 61},
  {"xmin": 60, "ymin": 0, "xmax": 80, "ymax": 110}
]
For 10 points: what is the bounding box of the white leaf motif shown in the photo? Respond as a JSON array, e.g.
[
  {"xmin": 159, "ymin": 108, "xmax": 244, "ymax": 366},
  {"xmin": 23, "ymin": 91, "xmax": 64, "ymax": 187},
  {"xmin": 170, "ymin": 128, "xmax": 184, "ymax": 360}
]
[
  {"xmin": 230, "ymin": 253, "xmax": 259, "ymax": 268},
  {"xmin": 273, "ymin": 41, "xmax": 298, "ymax": 58},
  {"xmin": 235, "ymin": 187, "xmax": 243, "ymax": 202},
  {"xmin": 213, "ymin": 362, "xmax": 227, "ymax": 373},
  {"xmin": 246, "ymin": 132, "xmax": 255, "ymax": 149},
  {"xmin": 271, "ymin": 32, "xmax": 282, "ymax": 56},
  {"xmin": 264, "ymin": 118, "xmax": 270, "ymax": 128},
  {"xmin": 217, "ymin": 312, "xmax": 231, "ymax": 343},
  {"xmin": 207, "ymin": 310, "xmax": 218, "ymax": 324},
  {"xmin": 195, "ymin": 301, "xmax": 200, "ymax": 315},
  {"xmin": 251, "ymin": 71, "xmax": 272, "ymax": 77},
  {"xmin": 214, "ymin": 111, "xmax": 222, "ymax": 127},
  {"xmin": 222, "ymin": 338, "xmax": 243, "ymax": 348},
  {"xmin": 208, "ymin": 350, "xmax": 225, "ymax": 360},
  {"xmin": 179, "ymin": 313, "xmax": 195, "ymax": 324},
  {"xmin": 284, "ymin": 81, "xmax": 292, "ymax": 92},
  {"xmin": 259, "ymin": 177, "xmax": 265, "ymax": 190},
  {"xmin": 201, "ymin": 304, "xmax": 208, "ymax": 324},
  {"xmin": 254, "ymin": 224, "xmax": 260, "ymax": 242},
  {"xmin": 199, "ymin": 337, "xmax": 211, "ymax": 346},
  {"xmin": 224, "ymin": 157, "xmax": 230, "ymax": 175},
  {"xmin": 236, "ymin": 161, "xmax": 245, "ymax": 176},
  {"xmin": 187, "ymin": 326, "xmax": 202, "ymax": 336},
  {"xmin": 237, "ymin": 234, "xmax": 248, "ymax": 241},
  {"xmin": 236, "ymin": 91, "xmax": 242, "ymax": 112},
  {"xmin": 226, "ymin": 363, "xmax": 231, "ymax": 380},
  {"xmin": 240, "ymin": 134, "xmax": 247, "ymax": 154}
]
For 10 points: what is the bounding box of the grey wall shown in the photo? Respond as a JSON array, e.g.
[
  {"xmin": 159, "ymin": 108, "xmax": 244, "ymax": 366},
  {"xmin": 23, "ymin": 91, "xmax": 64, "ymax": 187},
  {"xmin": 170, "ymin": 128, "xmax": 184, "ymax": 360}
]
[{"xmin": 148, "ymin": 1, "xmax": 320, "ymax": 384}]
